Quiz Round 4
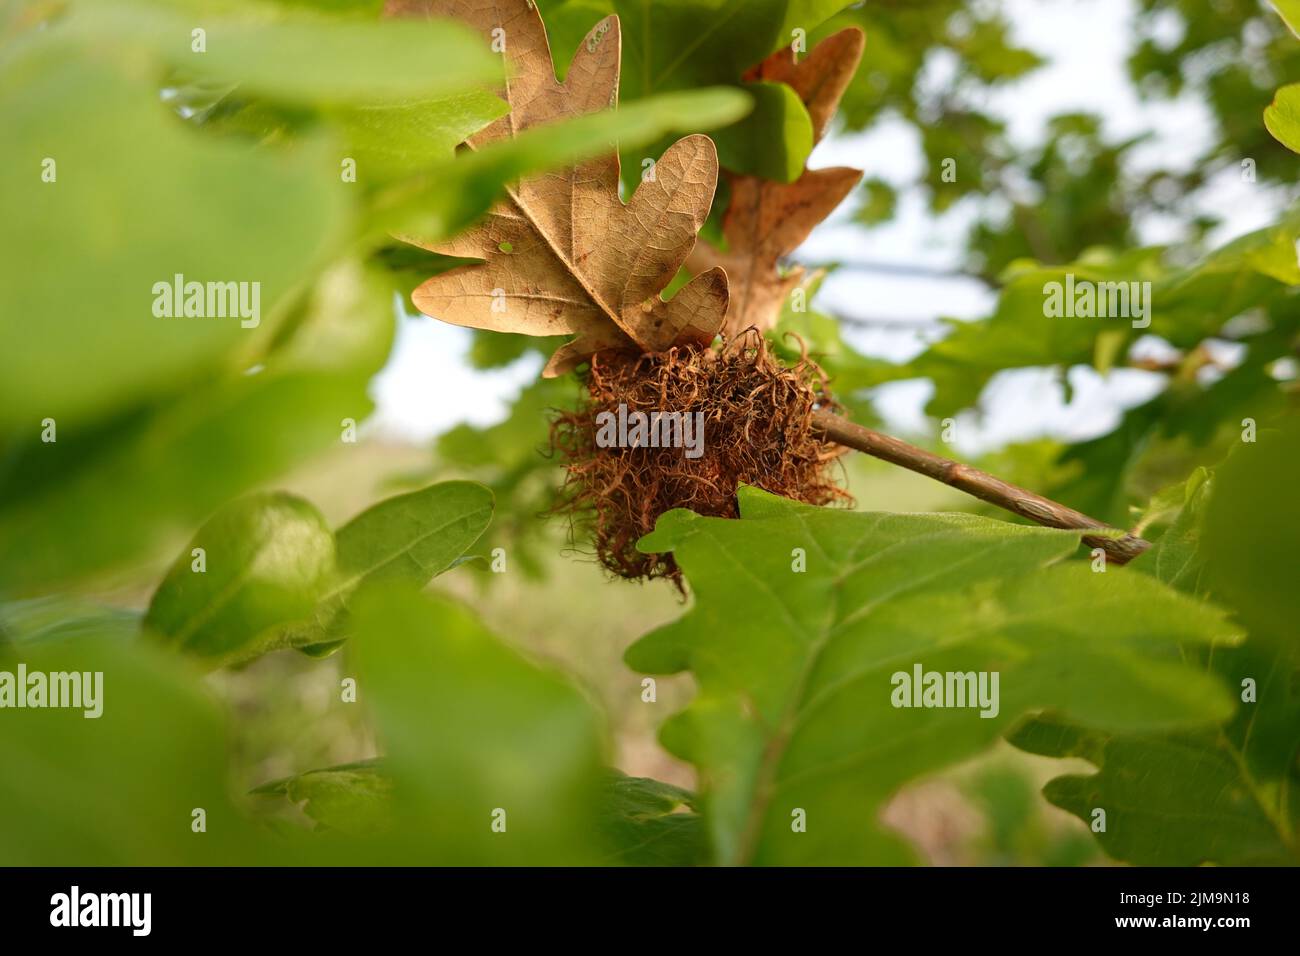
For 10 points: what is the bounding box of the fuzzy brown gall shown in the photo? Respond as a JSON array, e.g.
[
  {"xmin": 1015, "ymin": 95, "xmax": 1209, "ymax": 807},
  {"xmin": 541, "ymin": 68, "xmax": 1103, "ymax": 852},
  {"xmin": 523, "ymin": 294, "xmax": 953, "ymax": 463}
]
[{"xmin": 550, "ymin": 335, "xmax": 852, "ymax": 583}]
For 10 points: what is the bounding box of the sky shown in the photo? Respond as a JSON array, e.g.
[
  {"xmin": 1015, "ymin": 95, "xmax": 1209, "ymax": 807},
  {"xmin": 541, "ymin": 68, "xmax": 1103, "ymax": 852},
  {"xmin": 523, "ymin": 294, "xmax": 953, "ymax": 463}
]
[{"xmin": 369, "ymin": 0, "xmax": 1287, "ymax": 455}]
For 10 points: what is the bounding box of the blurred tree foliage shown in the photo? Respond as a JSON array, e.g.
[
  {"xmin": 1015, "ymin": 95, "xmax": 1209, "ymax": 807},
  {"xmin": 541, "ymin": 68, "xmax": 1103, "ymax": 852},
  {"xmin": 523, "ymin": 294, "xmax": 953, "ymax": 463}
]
[{"xmin": 817, "ymin": 0, "xmax": 1300, "ymax": 273}]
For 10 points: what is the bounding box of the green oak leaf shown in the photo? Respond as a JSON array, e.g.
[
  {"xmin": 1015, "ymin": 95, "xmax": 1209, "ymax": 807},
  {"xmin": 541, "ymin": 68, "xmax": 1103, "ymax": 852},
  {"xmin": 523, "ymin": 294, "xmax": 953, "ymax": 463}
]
[
  {"xmin": 1202, "ymin": 418, "xmax": 1300, "ymax": 638},
  {"xmin": 711, "ymin": 81, "xmax": 812, "ymax": 182},
  {"xmin": 1012, "ymin": 630, "xmax": 1300, "ymax": 865},
  {"xmin": 144, "ymin": 492, "xmax": 337, "ymax": 666},
  {"xmin": 332, "ymin": 479, "xmax": 492, "ymax": 587},
  {"xmin": 0, "ymin": 636, "xmax": 270, "ymax": 865},
  {"xmin": 1137, "ymin": 467, "xmax": 1210, "ymax": 593},
  {"xmin": 292, "ymin": 480, "xmax": 495, "ymax": 654},
  {"xmin": 252, "ymin": 759, "xmax": 395, "ymax": 837},
  {"xmin": 625, "ymin": 487, "xmax": 1240, "ymax": 865},
  {"xmin": 367, "ymin": 85, "xmax": 752, "ymax": 242},
  {"xmin": 1266, "ymin": 83, "xmax": 1300, "ymax": 153},
  {"xmin": 79, "ymin": 0, "xmax": 501, "ymax": 106},
  {"xmin": 903, "ymin": 212, "xmax": 1300, "ymax": 419},
  {"xmin": 542, "ymin": 0, "xmax": 852, "ymax": 182},
  {"xmin": 1012, "ymin": 428, "xmax": 1300, "ymax": 866},
  {"xmin": 349, "ymin": 585, "xmax": 607, "ymax": 864},
  {"xmin": 271, "ymin": 261, "xmax": 398, "ymax": 376},
  {"xmin": 904, "ymin": 253, "xmax": 1166, "ymax": 418},
  {"xmin": 0, "ymin": 38, "xmax": 347, "ymax": 431},
  {"xmin": 597, "ymin": 770, "xmax": 709, "ymax": 866},
  {"xmin": 0, "ymin": 597, "xmax": 141, "ymax": 647},
  {"xmin": 334, "ymin": 89, "xmax": 509, "ymax": 183},
  {"xmin": 1275, "ymin": 0, "xmax": 1300, "ymax": 37},
  {"xmin": 1159, "ymin": 205, "xmax": 1300, "ymax": 292},
  {"xmin": 253, "ymin": 760, "xmax": 708, "ymax": 864},
  {"xmin": 144, "ymin": 481, "xmax": 493, "ymax": 664}
]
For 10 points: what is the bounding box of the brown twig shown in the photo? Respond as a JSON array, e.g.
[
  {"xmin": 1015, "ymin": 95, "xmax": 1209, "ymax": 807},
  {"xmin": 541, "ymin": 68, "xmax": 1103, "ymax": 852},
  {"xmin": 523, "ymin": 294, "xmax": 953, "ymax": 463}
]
[{"xmin": 811, "ymin": 408, "xmax": 1150, "ymax": 565}]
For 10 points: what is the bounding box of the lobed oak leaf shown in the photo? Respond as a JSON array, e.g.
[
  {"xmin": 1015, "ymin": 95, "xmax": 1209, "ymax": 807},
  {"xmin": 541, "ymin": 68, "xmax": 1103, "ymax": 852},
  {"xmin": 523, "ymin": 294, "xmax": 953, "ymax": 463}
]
[
  {"xmin": 388, "ymin": 0, "xmax": 729, "ymax": 376},
  {"xmin": 688, "ymin": 28, "xmax": 865, "ymax": 339}
]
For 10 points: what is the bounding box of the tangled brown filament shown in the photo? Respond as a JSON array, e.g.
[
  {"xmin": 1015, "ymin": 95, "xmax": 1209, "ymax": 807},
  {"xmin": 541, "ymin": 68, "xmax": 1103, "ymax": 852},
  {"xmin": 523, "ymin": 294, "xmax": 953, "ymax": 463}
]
[{"xmin": 550, "ymin": 333, "xmax": 852, "ymax": 583}]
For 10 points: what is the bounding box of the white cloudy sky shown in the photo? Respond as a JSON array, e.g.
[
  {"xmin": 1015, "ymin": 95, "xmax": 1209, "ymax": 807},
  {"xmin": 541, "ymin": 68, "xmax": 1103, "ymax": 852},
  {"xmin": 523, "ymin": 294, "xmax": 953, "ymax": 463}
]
[{"xmin": 369, "ymin": 0, "xmax": 1287, "ymax": 454}]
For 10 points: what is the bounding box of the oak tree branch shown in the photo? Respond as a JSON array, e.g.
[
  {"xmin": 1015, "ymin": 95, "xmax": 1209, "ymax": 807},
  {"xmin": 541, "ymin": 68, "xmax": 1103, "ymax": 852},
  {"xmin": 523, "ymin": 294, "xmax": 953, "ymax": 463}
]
[{"xmin": 811, "ymin": 408, "xmax": 1151, "ymax": 564}]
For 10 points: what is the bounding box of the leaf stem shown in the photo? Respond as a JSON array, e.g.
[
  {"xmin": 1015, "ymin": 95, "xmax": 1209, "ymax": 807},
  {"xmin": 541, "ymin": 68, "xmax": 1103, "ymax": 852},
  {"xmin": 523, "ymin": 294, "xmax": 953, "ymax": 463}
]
[{"xmin": 811, "ymin": 409, "xmax": 1151, "ymax": 565}]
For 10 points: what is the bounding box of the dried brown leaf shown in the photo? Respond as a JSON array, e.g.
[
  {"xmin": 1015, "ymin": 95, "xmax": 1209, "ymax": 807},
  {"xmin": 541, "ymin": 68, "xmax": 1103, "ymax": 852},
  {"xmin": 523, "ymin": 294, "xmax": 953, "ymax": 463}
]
[
  {"xmin": 389, "ymin": 0, "xmax": 728, "ymax": 376},
  {"xmin": 687, "ymin": 28, "xmax": 865, "ymax": 338}
]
